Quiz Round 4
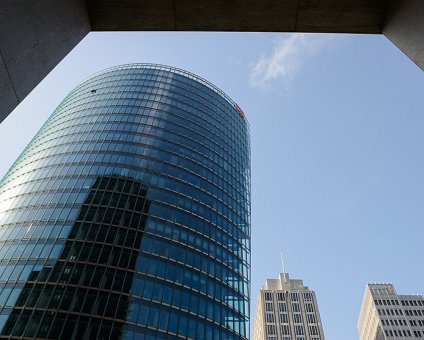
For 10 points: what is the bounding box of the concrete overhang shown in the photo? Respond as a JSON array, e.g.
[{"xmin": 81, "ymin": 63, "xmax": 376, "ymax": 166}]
[{"xmin": 87, "ymin": 0, "xmax": 388, "ymax": 33}]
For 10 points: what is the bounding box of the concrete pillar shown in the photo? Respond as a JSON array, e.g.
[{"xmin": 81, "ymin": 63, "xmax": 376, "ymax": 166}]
[
  {"xmin": 383, "ymin": 0, "xmax": 424, "ymax": 71},
  {"xmin": 0, "ymin": 0, "xmax": 90, "ymax": 123}
]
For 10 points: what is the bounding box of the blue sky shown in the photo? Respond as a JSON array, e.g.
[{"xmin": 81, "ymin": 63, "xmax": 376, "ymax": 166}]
[{"xmin": 0, "ymin": 32, "xmax": 423, "ymax": 339}]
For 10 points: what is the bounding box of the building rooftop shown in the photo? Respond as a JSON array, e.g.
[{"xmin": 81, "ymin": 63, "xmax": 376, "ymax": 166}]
[{"xmin": 262, "ymin": 273, "xmax": 310, "ymax": 291}]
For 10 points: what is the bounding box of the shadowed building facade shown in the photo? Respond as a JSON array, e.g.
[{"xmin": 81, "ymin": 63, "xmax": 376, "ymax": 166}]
[{"xmin": 0, "ymin": 64, "xmax": 251, "ymax": 339}]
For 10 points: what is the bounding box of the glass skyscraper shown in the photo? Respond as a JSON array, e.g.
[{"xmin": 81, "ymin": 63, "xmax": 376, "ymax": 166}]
[{"xmin": 0, "ymin": 64, "xmax": 251, "ymax": 339}]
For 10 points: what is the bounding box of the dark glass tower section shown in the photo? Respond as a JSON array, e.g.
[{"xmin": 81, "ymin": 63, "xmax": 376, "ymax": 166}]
[{"xmin": 0, "ymin": 64, "xmax": 251, "ymax": 339}]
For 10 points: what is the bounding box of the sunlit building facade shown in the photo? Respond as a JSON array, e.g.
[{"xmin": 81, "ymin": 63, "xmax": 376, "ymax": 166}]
[
  {"xmin": 358, "ymin": 283, "xmax": 424, "ymax": 340},
  {"xmin": 253, "ymin": 273, "xmax": 325, "ymax": 340},
  {"xmin": 0, "ymin": 64, "xmax": 251, "ymax": 339}
]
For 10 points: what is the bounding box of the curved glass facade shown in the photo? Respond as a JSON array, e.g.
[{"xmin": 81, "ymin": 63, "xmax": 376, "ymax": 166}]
[{"xmin": 0, "ymin": 64, "xmax": 251, "ymax": 339}]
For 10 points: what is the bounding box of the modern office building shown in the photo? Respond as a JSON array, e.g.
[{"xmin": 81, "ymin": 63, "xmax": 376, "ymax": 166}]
[
  {"xmin": 252, "ymin": 273, "xmax": 325, "ymax": 340},
  {"xmin": 358, "ymin": 283, "xmax": 424, "ymax": 340},
  {"xmin": 0, "ymin": 64, "xmax": 251, "ymax": 339}
]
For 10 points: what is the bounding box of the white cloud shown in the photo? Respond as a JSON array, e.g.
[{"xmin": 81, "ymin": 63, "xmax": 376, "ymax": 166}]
[{"xmin": 249, "ymin": 33, "xmax": 334, "ymax": 89}]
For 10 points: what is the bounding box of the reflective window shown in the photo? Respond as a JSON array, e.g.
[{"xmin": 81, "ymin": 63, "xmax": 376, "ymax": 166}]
[{"xmin": 0, "ymin": 64, "xmax": 250, "ymax": 339}]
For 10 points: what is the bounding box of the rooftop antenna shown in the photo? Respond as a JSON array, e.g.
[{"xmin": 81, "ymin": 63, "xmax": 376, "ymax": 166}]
[
  {"xmin": 280, "ymin": 250, "xmax": 286, "ymax": 274},
  {"xmin": 280, "ymin": 250, "xmax": 289, "ymax": 284}
]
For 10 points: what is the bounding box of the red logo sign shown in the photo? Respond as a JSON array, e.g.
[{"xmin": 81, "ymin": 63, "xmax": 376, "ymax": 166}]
[{"xmin": 234, "ymin": 104, "xmax": 245, "ymax": 117}]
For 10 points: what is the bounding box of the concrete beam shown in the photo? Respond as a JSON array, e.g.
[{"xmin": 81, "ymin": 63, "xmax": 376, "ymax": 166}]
[
  {"xmin": 0, "ymin": 0, "xmax": 90, "ymax": 123},
  {"xmin": 296, "ymin": 0, "xmax": 388, "ymax": 33},
  {"xmin": 383, "ymin": 0, "xmax": 424, "ymax": 71},
  {"xmin": 87, "ymin": 0, "xmax": 388, "ymax": 33}
]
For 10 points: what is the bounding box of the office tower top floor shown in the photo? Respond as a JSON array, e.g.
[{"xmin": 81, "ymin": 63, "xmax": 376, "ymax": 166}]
[
  {"xmin": 358, "ymin": 283, "xmax": 424, "ymax": 340},
  {"xmin": 253, "ymin": 273, "xmax": 325, "ymax": 340},
  {"xmin": 0, "ymin": 64, "xmax": 251, "ymax": 339}
]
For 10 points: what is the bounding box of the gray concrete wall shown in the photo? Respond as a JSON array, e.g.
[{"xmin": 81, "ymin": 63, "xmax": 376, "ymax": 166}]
[
  {"xmin": 383, "ymin": 0, "xmax": 424, "ymax": 71},
  {"xmin": 0, "ymin": 0, "xmax": 90, "ymax": 123}
]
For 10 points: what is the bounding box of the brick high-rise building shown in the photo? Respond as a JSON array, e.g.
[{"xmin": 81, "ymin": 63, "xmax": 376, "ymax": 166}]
[
  {"xmin": 252, "ymin": 273, "xmax": 325, "ymax": 340},
  {"xmin": 358, "ymin": 283, "xmax": 424, "ymax": 340}
]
